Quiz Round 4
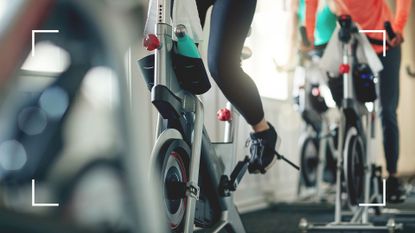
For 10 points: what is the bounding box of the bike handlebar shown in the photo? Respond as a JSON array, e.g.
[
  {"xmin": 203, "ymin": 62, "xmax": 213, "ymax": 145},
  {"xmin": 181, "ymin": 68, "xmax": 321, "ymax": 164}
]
[
  {"xmin": 384, "ymin": 21, "xmax": 396, "ymax": 40},
  {"xmin": 299, "ymin": 26, "xmax": 311, "ymax": 47}
]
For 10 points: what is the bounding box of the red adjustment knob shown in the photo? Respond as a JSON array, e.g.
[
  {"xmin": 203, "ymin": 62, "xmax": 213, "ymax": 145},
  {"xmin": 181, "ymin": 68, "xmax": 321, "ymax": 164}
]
[
  {"xmin": 143, "ymin": 34, "xmax": 160, "ymax": 51},
  {"xmin": 339, "ymin": 64, "xmax": 350, "ymax": 75},
  {"xmin": 217, "ymin": 108, "xmax": 232, "ymax": 121},
  {"xmin": 311, "ymin": 87, "xmax": 320, "ymax": 96}
]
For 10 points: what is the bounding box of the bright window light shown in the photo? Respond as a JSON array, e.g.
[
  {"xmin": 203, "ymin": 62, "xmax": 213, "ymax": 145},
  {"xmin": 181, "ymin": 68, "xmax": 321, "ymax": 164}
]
[
  {"xmin": 21, "ymin": 41, "xmax": 70, "ymax": 73},
  {"xmin": 242, "ymin": 0, "xmax": 293, "ymax": 100},
  {"xmin": 0, "ymin": 1, "xmax": 7, "ymax": 20},
  {"xmin": 82, "ymin": 66, "xmax": 120, "ymax": 108}
]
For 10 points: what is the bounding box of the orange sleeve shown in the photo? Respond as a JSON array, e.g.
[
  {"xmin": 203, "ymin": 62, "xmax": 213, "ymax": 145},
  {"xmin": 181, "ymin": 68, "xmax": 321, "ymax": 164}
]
[
  {"xmin": 305, "ymin": 0, "xmax": 318, "ymax": 43},
  {"xmin": 394, "ymin": 0, "xmax": 412, "ymax": 33}
]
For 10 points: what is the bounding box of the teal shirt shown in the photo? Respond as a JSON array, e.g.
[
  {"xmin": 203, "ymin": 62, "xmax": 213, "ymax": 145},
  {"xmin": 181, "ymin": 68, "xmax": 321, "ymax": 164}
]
[{"xmin": 298, "ymin": 0, "xmax": 336, "ymax": 46}]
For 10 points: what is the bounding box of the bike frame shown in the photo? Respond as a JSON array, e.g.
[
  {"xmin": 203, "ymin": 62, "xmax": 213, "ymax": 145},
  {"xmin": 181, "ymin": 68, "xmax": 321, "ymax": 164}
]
[
  {"xmin": 316, "ymin": 113, "xmax": 337, "ymax": 200},
  {"xmin": 151, "ymin": 0, "xmax": 245, "ymax": 232},
  {"xmin": 332, "ymin": 24, "xmax": 376, "ymax": 225}
]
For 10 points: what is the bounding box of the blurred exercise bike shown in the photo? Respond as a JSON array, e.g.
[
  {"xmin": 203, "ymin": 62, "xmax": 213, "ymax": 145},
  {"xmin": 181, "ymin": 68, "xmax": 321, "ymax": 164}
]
[
  {"xmin": 295, "ymin": 26, "xmax": 338, "ymax": 201},
  {"xmin": 299, "ymin": 16, "xmax": 402, "ymax": 232},
  {"xmin": 0, "ymin": 1, "xmax": 166, "ymax": 233}
]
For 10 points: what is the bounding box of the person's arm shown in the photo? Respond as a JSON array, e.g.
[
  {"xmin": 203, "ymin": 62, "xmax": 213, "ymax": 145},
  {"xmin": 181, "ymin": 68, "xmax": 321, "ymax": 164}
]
[
  {"xmin": 305, "ymin": 0, "xmax": 318, "ymax": 44},
  {"xmin": 390, "ymin": 0, "xmax": 412, "ymax": 46},
  {"xmin": 394, "ymin": 0, "xmax": 412, "ymax": 33}
]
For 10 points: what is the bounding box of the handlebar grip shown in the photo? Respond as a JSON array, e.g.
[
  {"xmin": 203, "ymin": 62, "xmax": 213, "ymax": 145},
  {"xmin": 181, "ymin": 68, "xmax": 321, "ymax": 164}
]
[
  {"xmin": 299, "ymin": 26, "xmax": 311, "ymax": 47},
  {"xmin": 384, "ymin": 21, "xmax": 396, "ymax": 40}
]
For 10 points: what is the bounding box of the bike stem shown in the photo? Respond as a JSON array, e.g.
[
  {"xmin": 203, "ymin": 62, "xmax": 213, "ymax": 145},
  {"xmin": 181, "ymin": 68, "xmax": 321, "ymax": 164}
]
[
  {"xmin": 154, "ymin": 0, "xmax": 173, "ymax": 139},
  {"xmin": 154, "ymin": 2, "xmax": 203, "ymax": 233},
  {"xmin": 223, "ymin": 102, "xmax": 234, "ymax": 143},
  {"xmin": 154, "ymin": 0, "xmax": 172, "ymax": 88},
  {"xmin": 335, "ymin": 22, "xmax": 353, "ymax": 224}
]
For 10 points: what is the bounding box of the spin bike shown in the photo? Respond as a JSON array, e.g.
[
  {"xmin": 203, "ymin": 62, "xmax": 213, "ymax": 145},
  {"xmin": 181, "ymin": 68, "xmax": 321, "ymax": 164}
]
[
  {"xmin": 299, "ymin": 15, "xmax": 402, "ymax": 232},
  {"xmin": 296, "ymin": 26, "xmax": 338, "ymax": 201},
  {"xmin": 138, "ymin": 0, "xmax": 298, "ymax": 232}
]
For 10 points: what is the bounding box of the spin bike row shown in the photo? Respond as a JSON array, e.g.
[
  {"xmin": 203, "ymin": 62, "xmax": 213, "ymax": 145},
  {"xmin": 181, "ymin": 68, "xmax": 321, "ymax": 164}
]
[{"xmin": 295, "ymin": 15, "xmax": 414, "ymax": 232}]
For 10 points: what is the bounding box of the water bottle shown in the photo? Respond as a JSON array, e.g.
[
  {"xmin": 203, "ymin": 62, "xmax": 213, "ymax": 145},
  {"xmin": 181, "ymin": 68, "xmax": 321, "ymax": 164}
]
[{"xmin": 174, "ymin": 24, "xmax": 200, "ymax": 58}]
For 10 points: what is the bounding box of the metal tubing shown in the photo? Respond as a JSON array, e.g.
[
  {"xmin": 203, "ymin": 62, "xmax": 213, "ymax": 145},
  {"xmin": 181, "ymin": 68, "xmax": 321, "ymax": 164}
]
[
  {"xmin": 155, "ymin": 23, "xmax": 172, "ymax": 87},
  {"xmin": 362, "ymin": 113, "xmax": 373, "ymax": 224},
  {"xmin": 316, "ymin": 115, "xmax": 328, "ymax": 200},
  {"xmin": 342, "ymin": 44, "xmax": 353, "ymax": 99},
  {"xmin": 224, "ymin": 102, "xmax": 234, "ymax": 143},
  {"xmin": 183, "ymin": 97, "xmax": 204, "ymax": 233},
  {"xmin": 157, "ymin": 0, "xmax": 171, "ymax": 24},
  {"xmin": 153, "ymin": 0, "xmax": 173, "ymax": 139},
  {"xmin": 334, "ymin": 111, "xmax": 345, "ymax": 223}
]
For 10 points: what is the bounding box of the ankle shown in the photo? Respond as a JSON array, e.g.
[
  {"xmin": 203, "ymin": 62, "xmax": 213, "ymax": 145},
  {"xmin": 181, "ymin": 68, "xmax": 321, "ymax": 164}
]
[
  {"xmin": 389, "ymin": 173, "xmax": 397, "ymax": 178},
  {"xmin": 252, "ymin": 119, "xmax": 269, "ymax": 132}
]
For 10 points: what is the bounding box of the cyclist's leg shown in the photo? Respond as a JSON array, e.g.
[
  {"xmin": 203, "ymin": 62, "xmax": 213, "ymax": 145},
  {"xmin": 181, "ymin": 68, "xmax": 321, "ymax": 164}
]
[
  {"xmin": 197, "ymin": 0, "xmax": 278, "ymax": 173},
  {"xmin": 378, "ymin": 45, "xmax": 405, "ymax": 201},
  {"xmin": 203, "ymin": 0, "xmax": 265, "ymax": 127},
  {"xmin": 379, "ymin": 46, "xmax": 400, "ymax": 175}
]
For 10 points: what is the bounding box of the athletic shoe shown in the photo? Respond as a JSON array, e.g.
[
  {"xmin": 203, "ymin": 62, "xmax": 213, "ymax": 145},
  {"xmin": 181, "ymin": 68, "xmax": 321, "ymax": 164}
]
[
  {"xmin": 248, "ymin": 122, "xmax": 281, "ymax": 174},
  {"xmin": 386, "ymin": 176, "xmax": 406, "ymax": 203}
]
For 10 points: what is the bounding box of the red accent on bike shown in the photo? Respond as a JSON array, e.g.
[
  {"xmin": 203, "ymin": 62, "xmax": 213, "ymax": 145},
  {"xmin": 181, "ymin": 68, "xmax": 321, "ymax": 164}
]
[
  {"xmin": 143, "ymin": 34, "xmax": 160, "ymax": 51},
  {"xmin": 311, "ymin": 87, "xmax": 320, "ymax": 96},
  {"xmin": 217, "ymin": 108, "xmax": 232, "ymax": 121},
  {"xmin": 339, "ymin": 64, "xmax": 350, "ymax": 74}
]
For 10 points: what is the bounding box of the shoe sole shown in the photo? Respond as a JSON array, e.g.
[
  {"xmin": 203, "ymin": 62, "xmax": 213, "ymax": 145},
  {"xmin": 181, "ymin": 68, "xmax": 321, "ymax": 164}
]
[{"xmin": 387, "ymin": 194, "xmax": 407, "ymax": 204}]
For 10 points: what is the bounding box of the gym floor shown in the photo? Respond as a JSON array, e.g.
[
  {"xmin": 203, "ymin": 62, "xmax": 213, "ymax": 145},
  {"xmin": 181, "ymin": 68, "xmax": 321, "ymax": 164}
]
[{"xmin": 241, "ymin": 195, "xmax": 415, "ymax": 233}]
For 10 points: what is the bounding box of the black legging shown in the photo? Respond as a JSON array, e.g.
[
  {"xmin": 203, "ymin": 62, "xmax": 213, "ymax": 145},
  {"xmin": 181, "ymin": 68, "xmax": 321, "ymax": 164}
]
[
  {"xmin": 196, "ymin": 0, "xmax": 264, "ymax": 125},
  {"xmin": 378, "ymin": 45, "xmax": 401, "ymax": 174}
]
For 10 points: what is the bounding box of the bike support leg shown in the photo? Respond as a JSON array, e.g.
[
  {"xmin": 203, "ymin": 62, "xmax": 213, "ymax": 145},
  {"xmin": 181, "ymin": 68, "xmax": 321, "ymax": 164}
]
[
  {"xmin": 317, "ymin": 116, "xmax": 329, "ymax": 200},
  {"xmin": 183, "ymin": 97, "xmax": 204, "ymax": 233},
  {"xmin": 334, "ymin": 110, "xmax": 346, "ymax": 223}
]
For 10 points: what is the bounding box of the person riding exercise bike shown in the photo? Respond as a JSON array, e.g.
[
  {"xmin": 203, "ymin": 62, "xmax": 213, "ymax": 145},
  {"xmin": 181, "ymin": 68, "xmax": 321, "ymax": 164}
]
[
  {"xmin": 305, "ymin": 0, "xmax": 413, "ymax": 203},
  {"xmin": 197, "ymin": 0, "xmax": 282, "ymax": 173}
]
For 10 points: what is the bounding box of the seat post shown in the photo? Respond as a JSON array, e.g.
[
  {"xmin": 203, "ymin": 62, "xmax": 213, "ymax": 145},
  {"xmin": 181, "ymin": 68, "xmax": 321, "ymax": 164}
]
[{"xmin": 224, "ymin": 102, "xmax": 234, "ymax": 143}]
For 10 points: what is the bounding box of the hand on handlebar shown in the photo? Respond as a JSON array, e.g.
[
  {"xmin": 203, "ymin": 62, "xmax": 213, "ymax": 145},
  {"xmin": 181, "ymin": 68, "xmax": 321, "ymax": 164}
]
[
  {"xmin": 389, "ymin": 31, "xmax": 404, "ymax": 47},
  {"xmin": 299, "ymin": 26, "xmax": 314, "ymax": 53},
  {"xmin": 299, "ymin": 42, "xmax": 314, "ymax": 53},
  {"xmin": 384, "ymin": 21, "xmax": 403, "ymax": 47}
]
